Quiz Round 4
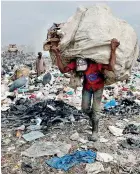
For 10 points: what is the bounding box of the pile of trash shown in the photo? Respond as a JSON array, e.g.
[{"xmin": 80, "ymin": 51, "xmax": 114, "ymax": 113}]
[
  {"xmin": 1, "ymin": 52, "xmax": 140, "ymax": 122},
  {"xmin": 1, "ymin": 48, "xmax": 140, "ymax": 174},
  {"xmin": 2, "ymin": 51, "xmax": 36, "ymax": 69},
  {"xmin": 101, "ymin": 64, "xmax": 140, "ymax": 117},
  {"xmin": 2, "ymin": 98, "xmax": 84, "ymax": 128},
  {"xmin": 103, "ymin": 98, "xmax": 140, "ymax": 117}
]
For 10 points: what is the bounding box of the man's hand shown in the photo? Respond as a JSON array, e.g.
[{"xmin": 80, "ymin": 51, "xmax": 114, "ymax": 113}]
[
  {"xmin": 111, "ymin": 38, "xmax": 120, "ymax": 51},
  {"xmin": 50, "ymin": 45, "xmax": 60, "ymax": 54}
]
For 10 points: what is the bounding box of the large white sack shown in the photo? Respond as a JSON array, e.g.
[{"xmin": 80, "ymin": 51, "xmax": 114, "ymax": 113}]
[{"xmin": 59, "ymin": 4, "xmax": 139, "ymax": 83}]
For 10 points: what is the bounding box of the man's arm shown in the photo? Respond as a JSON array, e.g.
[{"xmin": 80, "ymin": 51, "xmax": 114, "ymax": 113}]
[
  {"xmin": 103, "ymin": 38, "xmax": 120, "ymax": 71},
  {"xmin": 51, "ymin": 46, "xmax": 74, "ymax": 73}
]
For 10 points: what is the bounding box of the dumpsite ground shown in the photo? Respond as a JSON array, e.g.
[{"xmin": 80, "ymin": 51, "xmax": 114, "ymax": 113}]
[
  {"xmin": 1, "ymin": 57, "xmax": 140, "ymax": 174},
  {"xmin": 1, "ymin": 110, "xmax": 140, "ymax": 174}
]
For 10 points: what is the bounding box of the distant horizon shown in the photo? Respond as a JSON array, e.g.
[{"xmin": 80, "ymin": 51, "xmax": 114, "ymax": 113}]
[{"xmin": 2, "ymin": 1, "xmax": 140, "ymax": 52}]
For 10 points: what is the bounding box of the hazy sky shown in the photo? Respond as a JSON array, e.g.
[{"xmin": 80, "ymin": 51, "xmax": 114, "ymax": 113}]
[{"xmin": 1, "ymin": 1, "xmax": 140, "ymax": 51}]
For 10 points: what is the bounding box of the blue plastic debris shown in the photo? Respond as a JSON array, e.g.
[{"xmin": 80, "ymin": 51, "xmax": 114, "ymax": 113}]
[
  {"xmin": 104, "ymin": 99, "xmax": 117, "ymax": 109},
  {"xmin": 66, "ymin": 91, "xmax": 74, "ymax": 95},
  {"xmin": 46, "ymin": 150, "xmax": 96, "ymax": 171}
]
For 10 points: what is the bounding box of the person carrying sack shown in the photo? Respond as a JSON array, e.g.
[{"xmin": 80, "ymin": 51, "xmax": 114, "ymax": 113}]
[{"xmin": 50, "ymin": 38, "xmax": 120, "ymax": 141}]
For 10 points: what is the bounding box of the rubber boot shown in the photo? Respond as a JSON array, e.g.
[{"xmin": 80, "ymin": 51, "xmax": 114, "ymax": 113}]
[
  {"xmin": 88, "ymin": 118, "xmax": 99, "ymax": 142},
  {"xmin": 88, "ymin": 112, "xmax": 92, "ymax": 127}
]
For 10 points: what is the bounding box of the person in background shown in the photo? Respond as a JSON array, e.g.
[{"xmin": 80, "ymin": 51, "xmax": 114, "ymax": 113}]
[
  {"xmin": 36, "ymin": 52, "xmax": 46, "ymax": 76},
  {"xmin": 50, "ymin": 38, "xmax": 120, "ymax": 141}
]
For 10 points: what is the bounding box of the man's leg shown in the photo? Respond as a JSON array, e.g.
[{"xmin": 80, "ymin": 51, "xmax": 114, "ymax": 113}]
[
  {"xmin": 89, "ymin": 88, "xmax": 103, "ymax": 141},
  {"xmin": 81, "ymin": 89, "xmax": 93, "ymax": 117}
]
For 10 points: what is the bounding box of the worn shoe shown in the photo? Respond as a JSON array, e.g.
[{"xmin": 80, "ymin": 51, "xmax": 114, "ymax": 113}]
[
  {"xmin": 88, "ymin": 132, "xmax": 98, "ymax": 142},
  {"xmin": 88, "ymin": 118, "xmax": 99, "ymax": 142}
]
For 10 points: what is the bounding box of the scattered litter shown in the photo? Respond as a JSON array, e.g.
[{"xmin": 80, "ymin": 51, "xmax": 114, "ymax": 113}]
[
  {"xmin": 16, "ymin": 130, "xmax": 22, "ymax": 138},
  {"xmin": 108, "ymin": 126, "xmax": 123, "ymax": 136},
  {"xmin": 27, "ymin": 125, "xmax": 42, "ymax": 131},
  {"xmin": 103, "ymin": 98, "xmax": 140, "ymax": 117},
  {"xmin": 99, "ymin": 137, "xmax": 109, "ymax": 143},
  {"xmin": 96, "ymin": 152, "xmax": 114, "ymax": 162},
  {"xmin": 2, "ymin": 138, "xmax": 11, "ymax": 145},
  {"xmin": 2, "ymin": 99, "xmax": 83, "ymax": 128},
  {"xmin": 115, "ymin": 122, "xmax": 125, "ymax": 128},
  {"xmin": 7, "ymin": 146, "xmax": 16, "ymax": 152},
  {"xmin": 80, "ymin": 145, "xmax": 87, "ymax": 150},
  {"xmin": 47, "ymin": 105, "xmax": 56, "ymax": 111},
  {"xmin": 22, "ymin": 141, "xmax": 71, "ymax": 157},
  {"xmin": 104, "ymin": 99, "xmax": 117, "ymax": 109},
  {"xmin": 1, "ymin": 106, "xmax": 10, "ymax": 111},
  {"xmin": 70, "ymin": 132, "xmax": 80, "ymax": 141},
  {"xmin": 21, "ymin": 162, "xmax": 33, "ymax": 173},
  {"xmin": 35, "ymin": 117, "xmax": 42, "ymax": 126},
  {"xmin": 15, "ymin": 125, "xmax": 25, "ymax": 131},
  {"xmin": 123, "ymin": 124, "xmax": 140, "ymax": 134},
  {"xmin": 78, "ymin": 138, "xmax": 88, "ymax": 144},
  {"xmin": 120, "ymin": 138, "xmax": 140, "ymax": 149},
  {"xmin": 85, "ymin": 162, "xmax": 104, "ymax": 174},
  {"xmin": 123, "ymin": 119, "xmax": 129, "ymax": 122},
  {"xmin": 42, "ymin": 72, "xmax": 52, "ymax": 86},
  {"xmin": 46, "ymin": 150, "xmax": 96, "ymax": 171},
  {"xmin": 22, "ymin": 131, "xmax": 44, "ymax": 141}
]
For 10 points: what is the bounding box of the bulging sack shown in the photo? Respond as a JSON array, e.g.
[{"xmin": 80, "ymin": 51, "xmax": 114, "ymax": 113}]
[{"xmin": 59, "ymin": 4, "xmax": 139, "ymax": 84}]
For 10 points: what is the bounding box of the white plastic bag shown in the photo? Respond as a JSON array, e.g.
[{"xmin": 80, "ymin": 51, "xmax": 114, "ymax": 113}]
[{"xmin": 59, "ymin": 4, "xmax": 139, "ymax": 84}]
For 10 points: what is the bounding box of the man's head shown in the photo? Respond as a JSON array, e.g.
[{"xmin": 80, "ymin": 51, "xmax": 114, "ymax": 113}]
[
  {"xmin": 38, "ymin": 52, "xmax": 42, "ymax": 59},
  {"xmin": 76, "ymin": 58, "xmax": 88, "ymax": 71}
]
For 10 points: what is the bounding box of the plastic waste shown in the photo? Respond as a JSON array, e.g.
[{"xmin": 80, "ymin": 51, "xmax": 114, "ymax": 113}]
[
  {"xmin": 46, "ymin": 150, "xmax": 96, "ymax": 171},
  {"xmin": 18, "ymin": 88, "xmax": 29, "ymax": 93},
  {"xmin": 22, "ymin": 141, "xmax": 71, "ymax": 157},
  {"xmin": 66, "ymin": 91, "xmax": 74, "ymax": 95},
  {"xmin": 22, "ymin": 131, "xmax": 44, "ymax": 141},
  {"xmin": 2, "ymin": 98, "xmax": 83, "ymax": 128},
  {"xmin": 16, "ymin": 130, "xmax": 22, "ymax": 138},
  {"xmin": 35, "ymin": 117, "xmax": 42, "ymax": 126},
  {"xmin": 104, "ymin": 99, "xmax": 117, "ymax": 109},
  {"xmin": 9, "ymin": 76, "xmax": 28, "ymax": 92},
  {"xmin": 42, "ymin": 72, "xmax": 52, "ymax": 86},
  {"xmin": 27, "ymin": 125, "xmax": 42, "ymax": 131},
  {"xmin": 120, "ymin": 138, "xmax": 140, "ymax": 149},
  {"xmin": 96, "ymin": 152, "xmax": 114, "ymax": 162},
  {"xmin": 15, "ymin": 125, "xmax": 25, "ymax": 131},
  {"xmin": 123, "ymin": 124, "xmax": 140, "ymax": 134},
  {"xmin": 108, "ymin": 126, "xmax": 123, "ymax": 136},
  {"xmin": 21, "ymin": 162, "xmax": 33, "ymax": 173},
  {"xmin": 85, "ymin": 162, "xmax": 104, "ymax": 174}
]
